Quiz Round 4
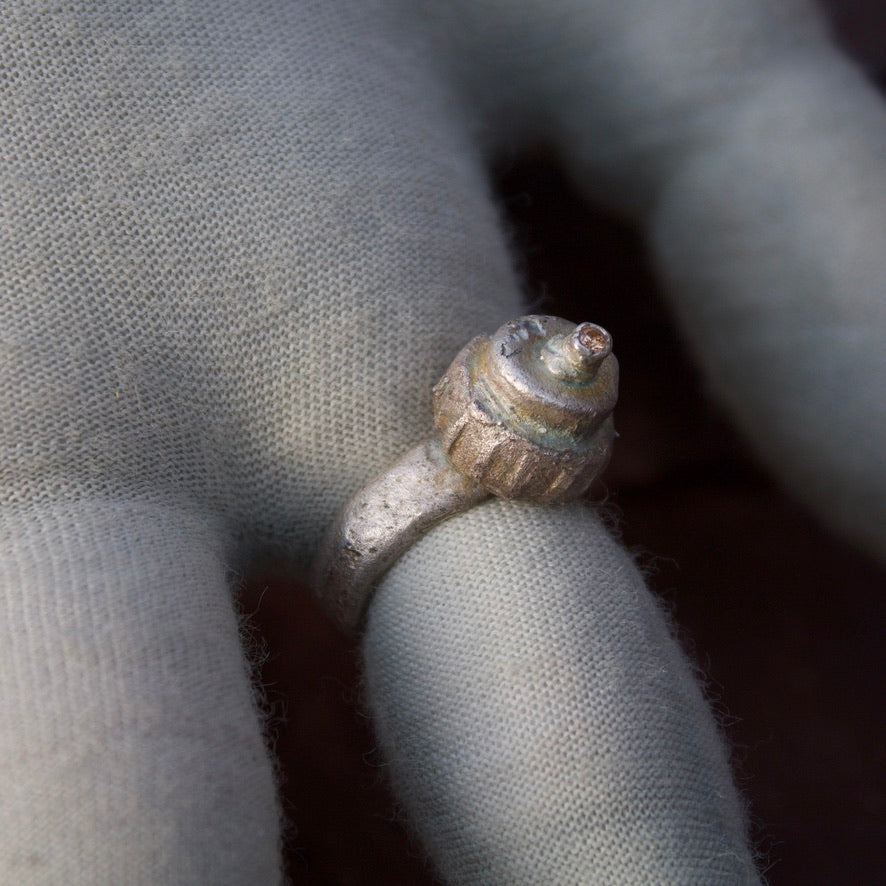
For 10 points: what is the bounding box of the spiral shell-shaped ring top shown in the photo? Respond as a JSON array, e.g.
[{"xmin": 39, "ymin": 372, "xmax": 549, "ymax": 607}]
[{"xmin": 434, "ymin": 315, "xmax": 617, "ymax": 503}]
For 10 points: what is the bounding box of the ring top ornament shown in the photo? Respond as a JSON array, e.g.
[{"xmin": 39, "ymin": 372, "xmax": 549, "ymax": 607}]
[
  {"xmin": 433, "ymin": 315, "xmax": 617, "ymax": 503},
  {"xmin": 313, "ymin": 315, "xmax": 619, "ymax": 633}
]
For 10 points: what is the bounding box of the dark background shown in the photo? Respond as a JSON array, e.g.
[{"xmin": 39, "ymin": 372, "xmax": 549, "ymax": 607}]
[{"xmin": 242, "ymin": 9, "xmax": 886, "ymax": 884}]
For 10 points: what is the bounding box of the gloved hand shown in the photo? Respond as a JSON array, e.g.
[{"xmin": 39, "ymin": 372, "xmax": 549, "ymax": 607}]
[{"xmin": 2, "ymin": 2, "xmax": 883, "ymax": 883}]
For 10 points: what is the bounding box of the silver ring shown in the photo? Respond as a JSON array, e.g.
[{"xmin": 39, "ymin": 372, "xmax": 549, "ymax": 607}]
[{"xmin": 312, "ymin": 315, "xmax": 619, "ymax": 633}]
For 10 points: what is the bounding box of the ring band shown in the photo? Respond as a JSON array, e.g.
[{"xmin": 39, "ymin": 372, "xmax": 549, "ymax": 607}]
[{"xmin": 312, "ymin": 315, "xmax": 619, "ymax": 633}]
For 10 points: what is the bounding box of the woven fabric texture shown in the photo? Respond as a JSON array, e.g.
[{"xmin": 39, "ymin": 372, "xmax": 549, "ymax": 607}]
[
  {"xmin": 0, "ymin": 499, "xmax": 280, "ymax": 884},
  {"xmin": 2, "ymin": 0, "xmax": 883, "ymax": 882},
  {"xmin": 364, "ymin": 500, "xmax": 757, "ymax": 883}
]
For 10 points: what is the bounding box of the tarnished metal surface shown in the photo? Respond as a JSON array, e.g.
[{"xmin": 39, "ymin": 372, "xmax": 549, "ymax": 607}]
[
  {"xmin": 312, "ymin": 440, "xmax": 488, "ymax": 632},
  {"xmin": 313, "ymin": 315, "xmax": 619, "ymax": 633},
  {"xmin": 434, "ymin": 315, "xmax": 617, "ymax": 502}
]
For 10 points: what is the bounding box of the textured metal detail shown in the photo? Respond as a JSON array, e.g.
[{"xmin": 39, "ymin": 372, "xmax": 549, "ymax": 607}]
[
  {"xmin": 312, "ymin": 440, "xmax": 487, "ymax": 632},
  {"xmin": 313, "ymin": 315, "xmax": 618, "ymax": 633},
  {"xmin": 433, "ymin": 315, "xmax": 617, "ymax": 502}
]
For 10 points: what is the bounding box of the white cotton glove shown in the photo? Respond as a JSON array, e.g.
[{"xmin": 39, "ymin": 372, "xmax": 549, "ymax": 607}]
[{"xmin": 2, "ymin": 1, "xmax": 882, "ymax": 883}]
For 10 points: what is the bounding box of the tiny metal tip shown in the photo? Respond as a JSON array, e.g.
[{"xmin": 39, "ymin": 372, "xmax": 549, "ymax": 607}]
[
  {"xmin": 575, "ymin": 323, "xmax": 611, "ymax": 356},
  {"xmin": 536, "ymin": 321, "xmax": 613, "ymax": 381},
  {"xmin": 567, "ymin": 323, "xmax": 611, "ymax": 373}
]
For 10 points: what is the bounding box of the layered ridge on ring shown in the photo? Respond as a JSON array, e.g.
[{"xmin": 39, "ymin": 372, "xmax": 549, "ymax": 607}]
[{"xmin": 433, "ymin": 316, "xmax": 617, "ymax": 503}]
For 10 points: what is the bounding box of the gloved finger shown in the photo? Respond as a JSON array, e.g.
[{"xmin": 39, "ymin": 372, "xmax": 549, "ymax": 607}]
[
  {"xmin": 0, "ymin": 5, "xmax": 524, "ymax": 880},
  {"xmin": 426, "ymin": 0, "xmax": 886, "ymax": 561},
  {"xmin": 0, "ymin": 499, "xmax": 281, "ymax": 882},
  {"xmin": 648, "ymin": 59, "xmax": 886, "ymax": 563},
  {"xmin": 363, "ymin": 500, "xmax": 758, "ymax": 884},
  {"xmin": 0, "ymin": 2, "xmax": 523, "ymax": 559}
]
